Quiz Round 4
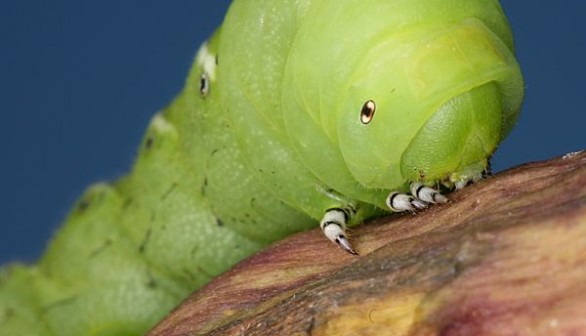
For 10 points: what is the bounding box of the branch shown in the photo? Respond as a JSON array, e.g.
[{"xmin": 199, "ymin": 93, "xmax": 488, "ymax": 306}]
[{"xmin": 150, "ymin": 151, "xmax": 586, "ymax": 336}]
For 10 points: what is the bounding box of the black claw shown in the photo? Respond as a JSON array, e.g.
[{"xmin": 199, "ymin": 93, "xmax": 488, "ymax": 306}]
[
  {"xmin": 336, "ymin": 235, "xmax": 359, "ymax": 256},
  {"xmin": 346, "ymin": 248, "xmax": 359, "ymax": 256}
]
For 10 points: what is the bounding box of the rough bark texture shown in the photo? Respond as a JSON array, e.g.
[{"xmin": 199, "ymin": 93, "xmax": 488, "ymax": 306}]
[{"xmin": 149, "ymin": 151, "xmax": 586, "ymax": 336}]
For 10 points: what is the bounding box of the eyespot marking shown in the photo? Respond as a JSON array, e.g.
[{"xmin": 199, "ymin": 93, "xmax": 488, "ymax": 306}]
[{"xmin": 360, "ymin": 100, "xmax": 376, "ymax": 124}]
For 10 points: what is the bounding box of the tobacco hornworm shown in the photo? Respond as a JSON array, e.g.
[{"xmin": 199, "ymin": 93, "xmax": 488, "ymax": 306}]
[{"xmin": 0, "ymin": 0, "xmax": 524, "ymax": 334}]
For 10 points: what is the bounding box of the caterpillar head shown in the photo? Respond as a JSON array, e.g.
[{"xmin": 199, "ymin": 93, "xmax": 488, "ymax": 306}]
[
  {"xmin": 341, "ymin": 19, "xmax": 524, "ymax": 189},
  {"xmin": 284, "ymin": 2, "xmax": 524, "ymax": 191}
]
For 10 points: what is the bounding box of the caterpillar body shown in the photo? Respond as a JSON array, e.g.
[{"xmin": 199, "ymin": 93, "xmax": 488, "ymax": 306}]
[{"xmin": 0, "ymin": 0, "xmax": 524, "ymax": 335}]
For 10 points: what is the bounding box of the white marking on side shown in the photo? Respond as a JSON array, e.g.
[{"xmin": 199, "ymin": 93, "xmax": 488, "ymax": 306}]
[
  {"xmin": 151, "ymin": 114, "xmax": 175, "ymax": 133},
  {"xmin": 195, "ymin": 43, "xmax": 217, "ymax": 81}
]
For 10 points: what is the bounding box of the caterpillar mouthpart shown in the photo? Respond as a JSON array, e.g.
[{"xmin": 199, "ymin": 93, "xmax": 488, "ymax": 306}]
[{"xmin": 400, "ymin": 82, "xmax": 502, "ymax": 184}]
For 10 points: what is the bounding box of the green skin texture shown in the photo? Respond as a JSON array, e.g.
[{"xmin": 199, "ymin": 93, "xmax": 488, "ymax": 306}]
[{"xmin": 0, "ymin": 0, "xmax": 523, "ymax": 335}]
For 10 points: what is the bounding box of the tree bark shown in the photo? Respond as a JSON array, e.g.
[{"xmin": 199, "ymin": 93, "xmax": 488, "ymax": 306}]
[{"xmin": 149, "ymin": 151, "xmax": 586, "ymax": 336}]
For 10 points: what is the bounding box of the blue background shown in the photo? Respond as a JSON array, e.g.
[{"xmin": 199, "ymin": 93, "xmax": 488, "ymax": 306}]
[{"xmin": 1, "ymin": 2, "xmax": 584, "ymax": 265}]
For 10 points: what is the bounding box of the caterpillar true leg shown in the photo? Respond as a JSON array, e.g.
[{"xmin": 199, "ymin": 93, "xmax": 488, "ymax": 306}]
[
  {"xmin": 409, "ymin": 182, "xmax": 448, "ymax": 204},
  {"xmin": 320, "ymin": 207, "xmax": 358, "ymax": 255},
  {"xmin": 386, "ymin": 182, "xmax": 448, "ymax": 213},
  {"xmin": 385, "ymin": 192, "xmax": 428, "ymax": 212}
]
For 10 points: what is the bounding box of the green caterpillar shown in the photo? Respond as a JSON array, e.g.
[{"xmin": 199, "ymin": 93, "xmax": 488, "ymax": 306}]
[{"xmin": 0, "ymin": 0, "xmax": 524, "ymax": 334}]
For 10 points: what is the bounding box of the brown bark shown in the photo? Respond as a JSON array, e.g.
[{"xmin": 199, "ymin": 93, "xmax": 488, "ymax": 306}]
[{"xmin": 149, "ymin": 151, "xmax": 586, "ymax": 336}]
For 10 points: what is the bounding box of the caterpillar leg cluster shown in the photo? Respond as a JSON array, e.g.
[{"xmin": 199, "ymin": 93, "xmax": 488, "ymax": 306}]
[
  {"xmin": 321, "ymin": 183, "xmax": 449, "ymax": 255},
  {"xmin": 386, "ymin": 183, "xmax": 448, "ymax": 212}
]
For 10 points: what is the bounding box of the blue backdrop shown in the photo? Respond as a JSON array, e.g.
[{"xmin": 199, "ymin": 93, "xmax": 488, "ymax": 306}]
[{"xmin": 1, "ymin": 1, "xmax": 584, "ymax": 264}]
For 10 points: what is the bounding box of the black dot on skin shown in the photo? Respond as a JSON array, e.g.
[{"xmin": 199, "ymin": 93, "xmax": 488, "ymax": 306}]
[
  {"xmin": 77, "ymin": 199, "xmax": 90, "ymax": 212},
  {"xmin": 122, "ymin": 198, "xmax": 133, "ymax": 211},
  {"xmin": 4, "ymin": 308, "xmax": 14, "ymax": 319},
  {"xmin": 146, "ymin": 278, "xmax": 157, "ymax": 289},
  {"xmin": 145, "ymin": 136, "xmax": 154, "ymax": 150},
  {"xmin": 200, "ymin": 77, "xmax": 206, "ymax": 92}
]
